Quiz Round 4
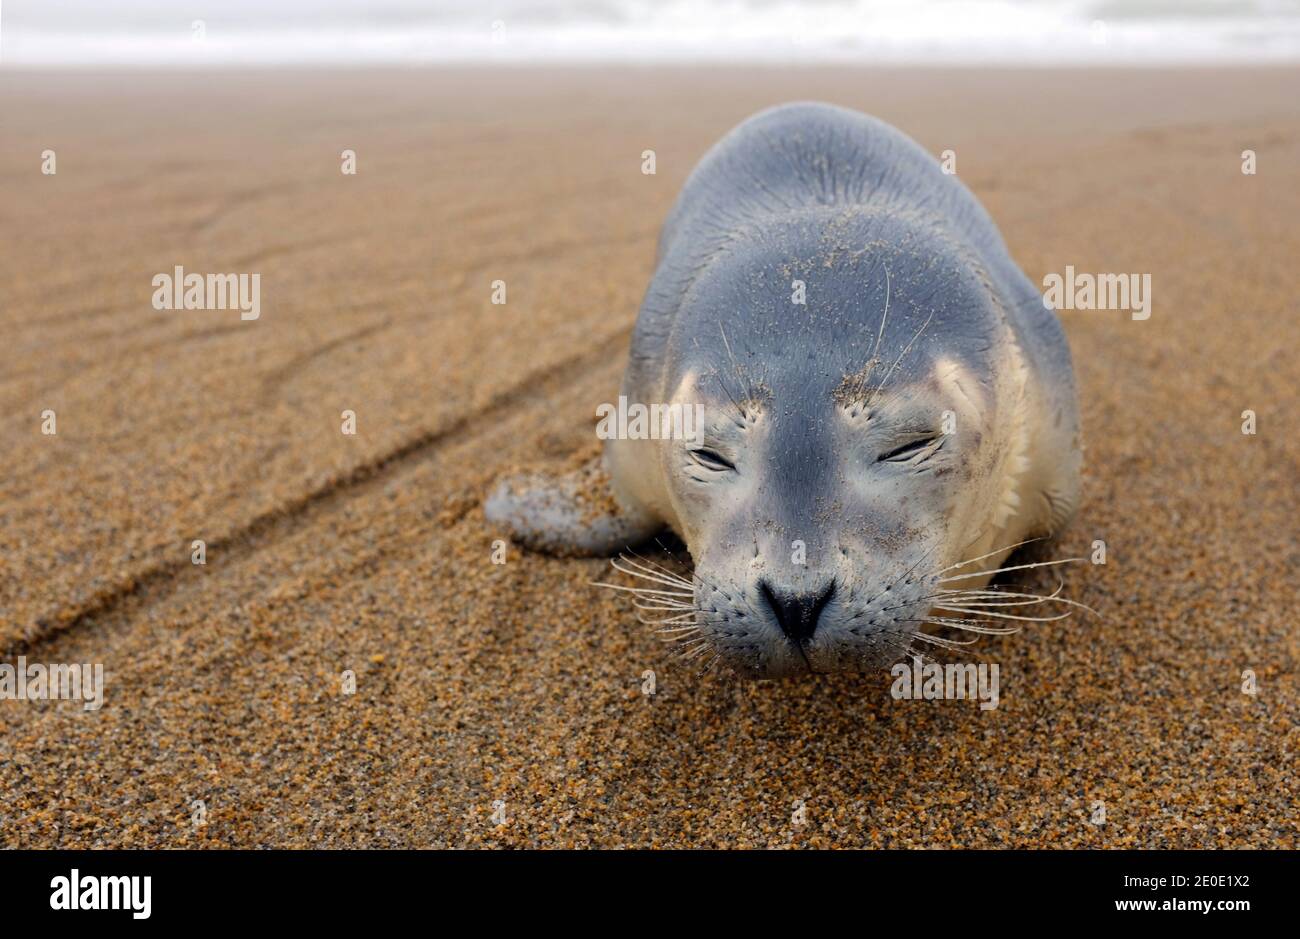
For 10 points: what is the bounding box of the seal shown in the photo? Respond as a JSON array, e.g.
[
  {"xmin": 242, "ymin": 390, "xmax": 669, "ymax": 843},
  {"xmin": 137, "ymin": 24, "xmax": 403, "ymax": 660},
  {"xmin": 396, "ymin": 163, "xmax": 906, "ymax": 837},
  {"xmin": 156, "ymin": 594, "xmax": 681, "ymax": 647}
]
[{"xmin": 487, "ymin": 102, "xmax": 1083, "ymax": 678}]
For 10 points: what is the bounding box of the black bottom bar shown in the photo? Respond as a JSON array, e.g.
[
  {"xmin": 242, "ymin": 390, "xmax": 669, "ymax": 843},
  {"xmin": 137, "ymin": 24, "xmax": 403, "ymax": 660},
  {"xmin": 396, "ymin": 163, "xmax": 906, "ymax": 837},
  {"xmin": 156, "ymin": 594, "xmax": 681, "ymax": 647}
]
[{"xmin": 1, "ymin": 849, "xmax": 1290, "ymax": 925}]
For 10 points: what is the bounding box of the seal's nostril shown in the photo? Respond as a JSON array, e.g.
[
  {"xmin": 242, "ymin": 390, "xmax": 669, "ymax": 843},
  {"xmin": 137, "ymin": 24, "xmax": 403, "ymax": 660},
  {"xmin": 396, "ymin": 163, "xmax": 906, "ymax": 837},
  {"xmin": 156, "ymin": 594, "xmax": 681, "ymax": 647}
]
[{"xmin": 760, "ymin": 579, "xmax": 836, "ymax": 645}]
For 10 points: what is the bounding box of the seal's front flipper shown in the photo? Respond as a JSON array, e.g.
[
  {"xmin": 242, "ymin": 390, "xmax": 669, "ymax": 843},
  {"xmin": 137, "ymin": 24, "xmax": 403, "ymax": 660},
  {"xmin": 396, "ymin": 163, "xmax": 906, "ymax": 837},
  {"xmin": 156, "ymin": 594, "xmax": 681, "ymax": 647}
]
[{"xmin": 485, "ymin": 455, "xmax": 662, "ymax": 557}]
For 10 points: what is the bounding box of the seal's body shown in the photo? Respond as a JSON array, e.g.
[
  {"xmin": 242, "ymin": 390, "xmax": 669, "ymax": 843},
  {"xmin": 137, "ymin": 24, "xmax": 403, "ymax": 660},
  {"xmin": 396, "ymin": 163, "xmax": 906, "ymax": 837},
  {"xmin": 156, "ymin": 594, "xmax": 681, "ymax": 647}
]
[{"xmin": 488, "ymin": 103, "xmax": 1082, "ymax": 678}]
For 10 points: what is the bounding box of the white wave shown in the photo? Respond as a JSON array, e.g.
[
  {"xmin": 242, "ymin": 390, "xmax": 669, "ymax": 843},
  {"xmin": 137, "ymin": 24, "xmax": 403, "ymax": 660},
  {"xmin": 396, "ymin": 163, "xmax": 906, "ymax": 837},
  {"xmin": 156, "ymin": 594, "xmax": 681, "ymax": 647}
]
[{"xmin": 2, "ymin": 0, "xmax": 1298, "ymax": 66}]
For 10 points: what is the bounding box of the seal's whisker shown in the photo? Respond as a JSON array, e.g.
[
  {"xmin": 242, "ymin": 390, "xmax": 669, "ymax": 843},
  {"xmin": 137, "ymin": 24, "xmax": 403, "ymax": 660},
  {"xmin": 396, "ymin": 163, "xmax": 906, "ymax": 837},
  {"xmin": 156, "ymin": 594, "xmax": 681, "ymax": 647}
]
[
  {"xmin": 653, "ymin": 549, "xmax": 727, "ymax": 602},
  {"xmin": 936, "ymin": 593, "xmax": 1060, "ymax": 608},
  {"xmin": 591, "ymin": 581, "xmax": 693, "ymax": 599},
  {"xmin": 611, "ymin": 559, "xmax": 691, "ymax": 587},
  {"xmin": 661, "ymin": 632, "xmax": 704, "ymax": 645},
  {"xmin": 611, "ymin": 556, "xmax": 694, "ymax": 591},
  {"xmin": 637, "ymin": 611, "xmax": 699, "ymax": 626},
  {"xmin": 680, "ymin": 641, "xmax": 714, "ymax": 661},
  {"xmin": 657, "ymin": 624, "xmax": 701, "ymax": 636},
  {"xmin": 847, "ymin": 265, "xmax": 893, "ymax": 402},
  {"xmin": 930, "ymin": 605, "xmax": 1072, "ymax": 623},
  {"xmin": 630, "ymin": 580, "xmax": 693, "ymax": 596},
  {"xmin": 948, "ymin": 599, "xmax": 1095, "ymax": 616},
  {"xmin": 613, "ymin": 565, "xmax": 692, "ymax": 592},
  {"xmin": 872, "ymin": 266, "xmax": 892, "ymax": 362},
  {"xmin": 632, "ymin": 596, "xmax": 694, "ymax": 609},
  {"xmin": 699, "ymin": 652, "xmax": 725, "ymax": 676},
  {"xmin": 938, "ymin": 583, "xmax": 1097, "ymax": 615},
  {"xmin": 611, "ymin": 567, "xmax": 691, "ymax": 587},
  {"xmin": 637, "ymin": 608, "xmax": 695, "ymax": 617},
  {"xmin": 908, "ymin": 630, "xmax": 979, "ymax": 650},
  {"xmin": 616, "ymin": 550, "xmax": 694, "ymax": 584},
  {"xmin": 642, "ymin": 540, "xmax": 739, "ymax": 605},
  {"xmin": 906, "ymin": 616, "xmax": 1021, "ymax": 635},
  {"xmin": 690, "ymin": 649, "xmax": 725, "ymax": 678},
  {"xmin": 655, "ymin": 542, "xmax": 735, "ymax": 597},
  {"xmin": 718, "ymin": 324, "xmax": 757, "ymax": 409},
  {"xmin": 939, "ymin": 556, "xmax": 1085, "ymax": 583},
  {"xmin": 938, "ymin": 596, "xmax": 1090, "ymax": 613},
  {"xmin": 710, "ymin": 368, "xmax": 751, "ymax": 427},
  {"xmin": 937, "ymin": 582, "xmax": 1064, "ymax": 605},
  {"xmin": 623, "ymin": 557, "xmax": 695, "ymax": 591},
  {"xmin": 872, "ymin": 590, "xmax": 959, "ymax": 614},
  {"xmin": 633, "ymin": 598, "xmax": 693, "ymax": 610},
  {"xmin": 937, "ymin": 597, "xmax": 1058, "ymax": 609},
  {"xmin": 868, "ymin": 308, "xmax": 935, "ymax": 400},
  {"xmin": 876, "ymin": 632, "xmax": 932, "ymax": 665},
  {"xmin": 933, "ymin": 537, "xmax": 1045, "ymax": 575},
  {"xmin": 642, "ymin": 612, "xmax": 698, "ymax": 625},
  {"xmin": 857, "ymin": 540, "xmax": 944, "ymax": 611}
]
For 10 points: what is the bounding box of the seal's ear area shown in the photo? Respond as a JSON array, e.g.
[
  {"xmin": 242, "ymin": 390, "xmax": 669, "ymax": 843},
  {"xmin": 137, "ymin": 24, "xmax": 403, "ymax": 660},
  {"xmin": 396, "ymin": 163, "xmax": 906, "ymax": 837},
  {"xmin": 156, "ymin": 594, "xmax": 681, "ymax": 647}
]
[
  {"xmin": 930, "ymin": 356, "xmax": 987, "ymax": 428},
  {"xmin": 485, "ymin": 455, "xmax": 663, "ymax": 557}
]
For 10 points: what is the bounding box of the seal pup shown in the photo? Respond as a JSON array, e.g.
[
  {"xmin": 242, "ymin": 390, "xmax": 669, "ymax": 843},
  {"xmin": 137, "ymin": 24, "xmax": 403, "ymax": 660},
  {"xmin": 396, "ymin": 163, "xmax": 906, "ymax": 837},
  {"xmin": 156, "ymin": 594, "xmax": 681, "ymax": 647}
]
[{"xmin": 487, "ymin": 102, "xmax": 1083, "ymax": 678}]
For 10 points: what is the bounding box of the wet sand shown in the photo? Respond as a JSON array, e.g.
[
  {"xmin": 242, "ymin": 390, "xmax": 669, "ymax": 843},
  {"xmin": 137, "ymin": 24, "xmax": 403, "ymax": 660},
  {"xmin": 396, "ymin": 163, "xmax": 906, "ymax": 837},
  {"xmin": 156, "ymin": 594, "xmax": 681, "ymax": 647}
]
[{"xmin": 0, "ymin": 67, "xmax": 1297, "ymax": 847}]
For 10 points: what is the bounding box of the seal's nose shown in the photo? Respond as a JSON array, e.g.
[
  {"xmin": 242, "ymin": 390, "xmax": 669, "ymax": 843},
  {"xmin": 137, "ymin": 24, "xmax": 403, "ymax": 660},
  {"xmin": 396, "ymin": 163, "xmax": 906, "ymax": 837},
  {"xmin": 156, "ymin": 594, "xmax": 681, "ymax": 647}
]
[{"xmin": 759, "ymin": 579, "xmax": 836, "ymax": 645}]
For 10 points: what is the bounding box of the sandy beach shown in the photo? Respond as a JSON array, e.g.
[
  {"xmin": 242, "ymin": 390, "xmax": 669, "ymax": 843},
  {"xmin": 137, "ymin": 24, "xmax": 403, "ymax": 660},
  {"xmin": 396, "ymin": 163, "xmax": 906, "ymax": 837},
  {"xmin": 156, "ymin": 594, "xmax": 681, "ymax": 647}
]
[{"xmin": 0, "ymin": 67, "xmax": 1297, "ymax": 847}]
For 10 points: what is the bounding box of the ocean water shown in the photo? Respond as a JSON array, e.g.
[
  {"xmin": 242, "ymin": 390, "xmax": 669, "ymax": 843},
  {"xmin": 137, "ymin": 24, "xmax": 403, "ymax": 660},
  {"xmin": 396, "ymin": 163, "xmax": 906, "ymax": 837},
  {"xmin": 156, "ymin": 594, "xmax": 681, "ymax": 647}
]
[{"xmin": 3, "ymin": 0, "xmax": 1299, "ymax": 66}]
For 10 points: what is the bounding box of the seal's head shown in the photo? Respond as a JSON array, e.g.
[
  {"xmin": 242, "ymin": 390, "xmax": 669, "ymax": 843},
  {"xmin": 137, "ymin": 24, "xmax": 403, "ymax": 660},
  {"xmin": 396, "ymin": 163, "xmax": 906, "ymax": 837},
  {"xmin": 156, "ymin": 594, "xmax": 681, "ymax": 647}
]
[{"xmin": 656, "ymin": 217, "xmax": 1032, "ymax": 678}]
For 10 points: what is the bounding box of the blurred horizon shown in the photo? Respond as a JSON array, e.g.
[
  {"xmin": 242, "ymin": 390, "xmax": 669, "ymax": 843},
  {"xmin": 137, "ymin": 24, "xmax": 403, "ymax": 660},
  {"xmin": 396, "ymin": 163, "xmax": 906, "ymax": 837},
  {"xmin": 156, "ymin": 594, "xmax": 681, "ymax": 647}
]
[{"xmin": 3, "ymin": 0, "xmax": 1300, "ymax": 67}]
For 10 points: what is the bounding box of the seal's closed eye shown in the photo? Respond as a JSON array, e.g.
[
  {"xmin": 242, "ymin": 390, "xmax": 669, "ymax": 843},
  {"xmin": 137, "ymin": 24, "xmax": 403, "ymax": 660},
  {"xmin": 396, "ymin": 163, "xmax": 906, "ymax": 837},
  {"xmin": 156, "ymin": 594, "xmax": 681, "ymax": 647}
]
[
  {"xmin": 688, "ymin": 448, "xmax": 736, "ymax": 472},
  {"xmin": 879, "ymin": 434, "xmax": 943, "ymax": 464}
]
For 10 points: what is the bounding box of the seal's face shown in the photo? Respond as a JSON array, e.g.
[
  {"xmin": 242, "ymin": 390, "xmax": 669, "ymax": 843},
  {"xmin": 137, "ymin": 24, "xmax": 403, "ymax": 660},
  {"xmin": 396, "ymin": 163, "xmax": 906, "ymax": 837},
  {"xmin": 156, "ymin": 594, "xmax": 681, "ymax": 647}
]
[{"xmin": 658, "ymin": 236, "xmax": 1026, "ymax": 678}]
